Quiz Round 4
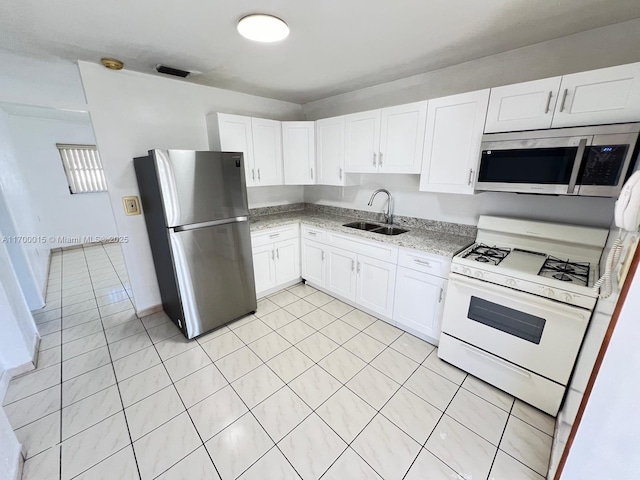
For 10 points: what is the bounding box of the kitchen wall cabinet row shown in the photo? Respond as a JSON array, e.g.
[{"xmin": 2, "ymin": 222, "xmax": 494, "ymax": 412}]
[
  {"xmin": 209, "ymin": 62, "xmax": 640, "ymax": 192},
  {"xmin": 251, "ymin": 223, "xmax": 451, "ymax": 344}
]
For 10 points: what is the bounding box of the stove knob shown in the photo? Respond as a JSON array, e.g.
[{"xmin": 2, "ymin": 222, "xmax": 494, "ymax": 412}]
[
  {"xmin": 543, "ymin": 288, "xmax": 555, "ymax": 297},
  {"xmin": 506, "ymin": 278, "xmax": 516, "ymax": 287},
  {"xmin": 474, "ymin": 271, "xmax": 484, "ymax": 279},
  {"xmin": 462, "ymin": 268, "xmax": 471, "ymax": 275},
  {"xmin": 562, "ymin": 293, "xmax": 573, "ymax": 302}
]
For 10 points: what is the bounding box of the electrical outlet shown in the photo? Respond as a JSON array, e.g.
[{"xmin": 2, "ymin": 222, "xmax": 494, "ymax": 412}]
[{"xmin": 122, "ymin": 196, "xmax": 141, "ymax": 215}]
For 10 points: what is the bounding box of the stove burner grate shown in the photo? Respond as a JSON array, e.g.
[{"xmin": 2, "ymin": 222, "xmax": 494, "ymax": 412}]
[
  {"xmin": 463, "ymin": 244, "xmax": 511, "ymax": 266},
  {"xmin": 539, "ymin": 257, "xmax": 590, "ymax": 286}
]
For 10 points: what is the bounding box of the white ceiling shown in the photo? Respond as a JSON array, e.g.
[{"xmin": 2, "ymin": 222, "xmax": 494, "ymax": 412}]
[{"xmin": 1, "ymin": 0, "xmax": 640, "ymax": 103}]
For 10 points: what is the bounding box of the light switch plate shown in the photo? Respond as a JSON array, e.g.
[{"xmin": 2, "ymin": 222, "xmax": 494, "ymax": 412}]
[{"xmin": 122, "ymin": 196, "xmax": 141, "ymax": 215}]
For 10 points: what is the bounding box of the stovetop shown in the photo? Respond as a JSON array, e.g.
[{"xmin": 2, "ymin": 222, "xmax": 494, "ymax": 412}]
[{"xmin": 539, "ymin": 257, "xmax": 590, "ymax": 287}]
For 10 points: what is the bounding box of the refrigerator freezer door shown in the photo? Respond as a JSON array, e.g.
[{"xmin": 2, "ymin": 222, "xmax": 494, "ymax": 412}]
[
  {"xmin": 153, "ymin": 149, "xmax": 249, "ymax": 227},
  {"xmin": 169, "ymin": 220, "xmax": 256, "ymax": 338}
]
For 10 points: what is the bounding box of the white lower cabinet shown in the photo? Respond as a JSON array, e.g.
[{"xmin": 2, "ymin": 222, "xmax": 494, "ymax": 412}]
[
  {"xmin": 251, "ymin": 226, "xmax": 300, "ymax": 297},
  {"xmin": 356, "ymin": 255, "xmax": 397, "ymax": 319},
  {"xmin": 325, "ymin": 246, "xmax": 358, "ymax": 302},
  {"xmin": 301, "ymin": 239, "xmax": 326, "ymax": 286},
  {"xmin": 393, "ymin": 266, "xmax": 447, "ymax": 343}
]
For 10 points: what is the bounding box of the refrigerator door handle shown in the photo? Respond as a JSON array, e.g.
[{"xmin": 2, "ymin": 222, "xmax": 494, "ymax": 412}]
[{"xmin": 172, "ymin": 216, "xmax": 249, "ymax": 232}]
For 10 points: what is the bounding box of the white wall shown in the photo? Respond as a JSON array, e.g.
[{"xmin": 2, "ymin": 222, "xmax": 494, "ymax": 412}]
[
  {"xmin": 0, "ymin": 406, "xmax": 20, "ymax": 480},
  {"xmin": 302, "ymin": 18, "xmax": 640, "ymax": 119},
  {"xmin": 7, "ymin": 115, "xmax": 118, "ymax": 247},
  {"xmin": 561, "ymin": 256, "xmax": 640, "ymax": 479},
  {"xmin": 0, "ymin": 110, "xmax": 47, "ymax": 308},
  {"xmin": 305, "ymin": 175, "xmax": 616, "ymax": 228},
  {"xmin": 79, "ymin": 62, "xmax": 304, "ymax": 312}
]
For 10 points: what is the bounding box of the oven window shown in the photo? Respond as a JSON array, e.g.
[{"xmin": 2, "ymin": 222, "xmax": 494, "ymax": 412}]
[
  {"xmin": 468, "ymin": 297, "xmax": 546, "ymax": 344},
  {"xmin": 478, "ymin": 148, "xmax": 576, "ymax": 184}
]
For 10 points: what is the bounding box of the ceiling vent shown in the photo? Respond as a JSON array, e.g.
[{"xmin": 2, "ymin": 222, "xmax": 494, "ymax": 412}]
[{"xmin": 155, "ymin": 64, "xmax": 196, "ymax": 78}]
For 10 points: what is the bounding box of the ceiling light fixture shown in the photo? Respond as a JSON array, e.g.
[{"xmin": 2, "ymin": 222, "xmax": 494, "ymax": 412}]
[
  {"xmin": 101, "ymin": 58, "xmax": 123, "ymax": 70},
  {"xmin": 237, "ymin": 14, "xmax": 289, "ymax": 43}
]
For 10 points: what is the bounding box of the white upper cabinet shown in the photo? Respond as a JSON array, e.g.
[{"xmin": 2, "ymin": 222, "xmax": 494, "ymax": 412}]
[
  {"xmin": 551, "ymin": 63, "xmax": 640, "ymax": 128},
  {"xmin": 251, "ymin": 118, "xmax": 283, "ymax": 186},
  {"xmin": 345, "ymin": 102, "xmax": 427, "ymax": 174},
  {"xmin": 379, "ymin": 102, "xmax": 427, "ymax": 174},
  {"xmin": 316, "ymin": 116, "xmax": 359, "ymax": 186},
  {"xmin": 485, "ymin": 77, "xmax": 562, "ymax": 133},
  {"xmin": 282, "ymin": 121, "xmax": 315, "ymax": 185},
  {"xmin": 345, "ymin": 109, "xmax": 381, "ymax": 173},
  {"xmin": 419, "ymin": 89, "xmax": 490, "ymax": 195},
  {"xmin": 209, "ymin": 113, "xmax": 256, "ymax": 186}
]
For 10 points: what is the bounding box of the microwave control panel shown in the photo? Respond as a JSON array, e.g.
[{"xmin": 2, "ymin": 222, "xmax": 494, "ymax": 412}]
[{"xmin": 580, "ymin": 145, "xmax": 629, "ymax": 186}]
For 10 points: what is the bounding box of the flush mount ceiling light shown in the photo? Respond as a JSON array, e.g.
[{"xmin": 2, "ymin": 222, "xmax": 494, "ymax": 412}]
[{"xmin": 237, "ymin": 14, "xmax": 289, "ymax": 42}]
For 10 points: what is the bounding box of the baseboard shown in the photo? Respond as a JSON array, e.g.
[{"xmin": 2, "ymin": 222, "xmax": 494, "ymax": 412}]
[
  {"xmin": 136, "ymin": 304, "xmax": 164, "ymax": 318},
  {"xmin": 256, "ymin": 278, "xmax": 302, "ymax": 299}
]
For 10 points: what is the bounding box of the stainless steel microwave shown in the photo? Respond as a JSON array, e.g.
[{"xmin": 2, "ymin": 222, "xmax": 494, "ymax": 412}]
[{"xmin": 476, "ymin": 123, "xmax": 640, "ymax": 197}]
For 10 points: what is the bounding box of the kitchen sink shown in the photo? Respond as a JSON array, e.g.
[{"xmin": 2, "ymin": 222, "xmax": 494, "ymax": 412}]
[
  {"xmin": 343, "ymin": 221, "xmax": 382, "ymax": 231},
  {"xmin": 371, "ymin": 226, "xmax": 409, "ymax": 236},
  {"xmin": 343, "ymin": 222, "xmax": 409, "ymax": 236}
]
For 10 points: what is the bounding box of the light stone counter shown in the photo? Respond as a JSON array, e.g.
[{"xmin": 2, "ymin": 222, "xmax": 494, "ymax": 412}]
[{"xmin": 250, "ymin": 211, "xmax": 474, "ymax": 258}]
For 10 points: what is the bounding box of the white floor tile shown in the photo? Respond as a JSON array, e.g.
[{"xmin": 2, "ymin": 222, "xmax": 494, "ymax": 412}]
[
  {"xmin": 289, "ymin": 365, "xmax": 342, "ymax": 409},
  {"xmin": 500, "ymin": 416, "xmax": 552, "ymax": 476},
  {"xmin": 269, "ymin": 290, "xmax": 300, "ymax": 307},
  {"xmin": 370, "ymin": 347, "xmax": 419, "ymax": 383},
  {"xmin": 321, "ymin": 299, "xmax": 354, "ymax": 317},
  {"xmin": 352, "ymin": 414, "xmax": 421, "ymax": 480},
  {"xmin": 118, "ymin": 363, "xmax": 172, "ymax": 407},
  {"xmin": 232, "ymin": 364, "xmax": 285, "ymax": 408},
  {"xmin": 423, "ymin": 349, "xmax": 467, "ymax": 384},
  {"xmin": 62, "ymin": 319, "xmax": 103, "ymax": 344},
  {"xmin": 381, "ymin": 387, "xmax": 442, "ymax": 444},
  {"xmin": 320, "ymin": 319, "xmax": 359, "ymax": 344},
  {"xmin": 108, "ymin": 331, "xmax": 153, "ymax": 361},
  {"xmin": 3, "ymin": 364, "xmax": 61, "ymax": 405},
  {"xmin": 318, "ymin": 347, "xmax": 366, "ymax": 383},
  {"xmin": 362, "ymin": 320, "xmax": 403, "ymax": 345},
  {"xmin": 461, "ymin": 375, "xmax": 514, "ymax": 412},
  {"xmin": 404, "ymin": 365, "xmax": 459, "ymax": 411},
  {"xmin": 490, "ymin": 450, "xmax": 545, "ymax": 480},
  {"xmin": 112, "ymin": 345, "xmax": 162, "ymax": 382},
  {"xmin": 101, "ymin": 309, "xmax": 138, "ymax": 330},
  {"xmin": 425, "ymin": 415, "xmax": 496, "ymax": 480},
  {"xmin": 295, "ymin": 332, "xmax": 339, "ymax": 362},
  {"xmin": 62, "ymin": 346, "xmax": 111, "ymax": 381},
  {"xmin": 156, "ymin": 446, "xmax": 220, "ymax": 480},
  {"xmin": 234, "ymin": 319, "xmax": 273, "ymax": 344},
  {"xmin": 188, "ymin": 385, "xmax": 248, "ymax": 441},
  {"xmin": 174, "ymin": 364, "xmax": 228, "ymax": 408},
  {"xmin": 215, "ymin": 346, "xmax": 263, "ymax": 382},
  {"xmin": 62, "ymin": 364, "xmax": 116, "ymax": 407},
  {"xmin": 15, "ymin": 411, "xmax": 60, "ymax": 458},
  {"xmin": 252, "ymin": 386, "xmax": 312, "ymax": 442},
  {"xmin": 238, "ymin": 446, "xmax": 299, "ymax": 480},
  {"xmin": 304, "ymin": 290, "xmax": 334, "ymax": 307},
  {"xmin": 346, "ymin": 365, "xmax": 400, "ymax": 410},
  {"xmin": 446, "ymin": 388, "xmax": 509, "ymax": 445},
  {"xmin": 22, "ymin": 445, "xmax": 61, "ymax": 480},
  {"xmin": 279, "ymin": 413, "xmax": 346, "ymax": 480},
  {"xmin": 299, "ymin": 308, "xmax": 336, "ymax": 330},
  {"xmin": 343, "ymin": 332, "xmax": 386, "ymax": 362},
  {"xmin": 266, "ymin": 347, "xmax": 314, "ymax": 383},
  {"xmin": 104, "ymin": 319, "xmax": 145, "ymax": 344},
  {"xmin": 205, "ymin": 413, "xmax": 274, "ymax": 479},
  {"xmin": 4, "ymin": 385, "xmax": 60, "ymax": 430},
  {"xmin": 317, "ymin": 387, "xmax": 376, "ymax": 443},
  {"xmin": 511, "ymin": 399, "xmax": 556, "ymax": 435},
  {"xmin": 62, "ymin": 385, "xmax": 122, "ymax": 440},
  {"xmin": 287, "ymin": 283, "xmax": 317, "ymax": 298},
  {"xmin": 390, "ymin": 333, "xmax": 435, "ymax": 363},
  {"xmin": 61, "ymin": 411, "xmax": 130, "ymax": 480},
  {"xmin": 62, "ymin": 331, "xmax": 107, "ymax": 360},
  {"xmin": 36, "ymin": 347, "xmax": 62, "ymax": 369},
  {"xmin": 62, "ymin": 309, "xmax": 101, "ymax": 330},
  {"xmin": 125, "ymin": 385, "xmax": 185, "ymax": 440},
  {"xmin": 322, "ymin": 448, "xmax": 382, "ymax": 480},
  {"xmin": 276, "ymin": 319, "xmax": 316, "ymax": 344},
  {"xmin": 74, "ymin": 445, "xmax": 139, "ymax": 480},
  {"xmin": 200, "ymin": 330, "xmax": 245, "ymax": 361},
  {"xmin": 259, "ymin": 308, "xmax": 297, "ymax": 330},
  {"xmin": 254, "ymin": 298, "xmax": 280, "ymax": 318},
  {"xmin": 133, "ymin": 412, "xmax": 201, "ymax": 480},
  {"xmin": 283, "ymin": 298, "xmax": 317, "ymax": 318},
  {"xmin": 248, "ymin": 332, "xmax": 292, "ymax": 362},
  {"xmin": 164, "ymin": 346, "xmax": 212, "ymax": 382},
  {"xmin": 404, "ymin": 448, "xmax": 463, "ymax": 480},
  {"xmin": 340, "ymin": 309, "xmax": 377, "ymax": 331},
  {"xmin": 147, "ymin": 322, "xmax": 182, "ymax": 344}
]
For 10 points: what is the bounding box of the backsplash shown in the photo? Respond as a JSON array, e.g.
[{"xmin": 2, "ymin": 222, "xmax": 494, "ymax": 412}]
[{"xmin": 250, "ymin": 203, "xmax": 477, "ymax": 237}]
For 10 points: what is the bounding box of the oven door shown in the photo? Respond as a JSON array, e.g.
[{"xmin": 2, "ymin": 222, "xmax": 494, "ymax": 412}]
[
  {"xmin": 441, "ymin": 273, "xmax": 590, "ymax": 385},
  {"xmin": 477, "ymin": 135, "xmax": 590, "ymax": 195}
]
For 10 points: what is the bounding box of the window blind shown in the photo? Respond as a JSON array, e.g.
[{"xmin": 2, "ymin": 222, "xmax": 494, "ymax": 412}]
[{"xmin": 56, "ymin": 144, "xmax": 107, "ymax": 194}]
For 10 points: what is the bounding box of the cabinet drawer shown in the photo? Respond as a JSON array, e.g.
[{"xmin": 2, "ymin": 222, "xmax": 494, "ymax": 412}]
[
  {"xmin": 439, "ymin": 333, "xmax": 564, "ymax": 416},
  {"xmin": 251, "ymin": 224, "xmax": 299, "ymax": 247},
  {"xmin": 301, "ymin": 224, "xmax": 327, "ymax": 242},
  {"xmin": 398, "ymin": 248, "xmax": 450, "ymax": 277},
  {"xmin": 328, "ymin": 232, "xmax": 398, "ymax": 263}
]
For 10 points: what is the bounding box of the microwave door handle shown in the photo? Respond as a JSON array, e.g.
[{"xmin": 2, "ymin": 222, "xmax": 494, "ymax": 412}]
[{"xmin": 567, "ymin": 138, "xmax": 588, "ymax": 194}]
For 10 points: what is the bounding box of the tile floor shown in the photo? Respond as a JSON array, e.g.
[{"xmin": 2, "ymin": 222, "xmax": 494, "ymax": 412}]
[{"xmin": 6, "ymin": 244, "xmax": 554, "ymax": 480}]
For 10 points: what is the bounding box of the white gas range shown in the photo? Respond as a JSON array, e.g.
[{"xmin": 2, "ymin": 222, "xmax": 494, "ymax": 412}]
[{"xmin": 439, "ymin": 216, "xmax": 609, "ymax": 416}]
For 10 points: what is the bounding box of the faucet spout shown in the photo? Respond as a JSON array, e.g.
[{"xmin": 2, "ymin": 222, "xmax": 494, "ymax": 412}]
[{"xmin": 368, "ymin": 189, "xmax": 393, "ymax": 225}]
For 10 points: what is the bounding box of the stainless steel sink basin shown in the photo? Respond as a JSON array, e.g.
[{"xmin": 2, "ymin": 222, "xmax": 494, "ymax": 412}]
[
  {"xmin": 371, "ymin": 226, "xmax": 409, "ymax": 236},
  {"xmin": 343, "ymin": 221, "xmax": 382, "ymax": 231}
]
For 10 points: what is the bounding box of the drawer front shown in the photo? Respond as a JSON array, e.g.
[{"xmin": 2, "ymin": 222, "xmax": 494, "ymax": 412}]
[
  {"xmin": 328, "ymin": 232, "xmax": 398, "ymax": 263},
  {"xmin": 398, "ymin": 248, "xmax": 450, "ymax": 277},
  {"xmin": 301, "ymin": 224, "xmax": 327, "ymax": 243},
  {"xmin": 439, "ymin": 333, "xmax": 564, "ymax": 416},
  {"xmin": 251, "ymin": 224, "xmax": 299, "ymax": 247}
]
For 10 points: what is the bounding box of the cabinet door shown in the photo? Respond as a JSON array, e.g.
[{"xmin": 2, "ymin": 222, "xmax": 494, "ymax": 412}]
[
  {"xmin": 252, "ymin": 244, "xmax": 276, "ymax": 296},
  {"xmin": 283, "ymin": 121, "xmax": 315, "ymax": 185},
  {"xmin": 485, "ymin": 77, "xmax": 561, "ymax": 133},
  {"xmin": 552, "ymin": 63, "xmax": 640, "ymax": 128},
  {"xmin": 325, "ymin": 246, "xmax": 357, "ymax": 301},
  {"xmin": 251, "ymin": 118, "xmax": 283, "ymax": 186},
  {"xmin": 301, "ymin": 239, "xmax": 326, "ymax": 287},
  {"xmin": 345, "ymin": 110, "xmax": 381, "ymax": 173},
  {"xmin": 316, "ymin": 116, "xmax": 346, "ymax": 186},
  {"xmin": 216, "ymin": 113, "xmax": 255, "ymax": 186},
  {"xmin": 419, "ymin": 89, "xmax": 490, "ymax": 195},
  {"xmin": 393, "ymin": 267, "xmax": 446, "ymax": 342},
  {"xmin": 356, "ymin": 255, "xmax": 396, "ymax": 319},
  {"xmin": 379, "ymin": 102, "xmax": 427, "ymax": 174},
  {"xmin": 274, "ymin": 238, "xmax": 300, "ymax": 285}
]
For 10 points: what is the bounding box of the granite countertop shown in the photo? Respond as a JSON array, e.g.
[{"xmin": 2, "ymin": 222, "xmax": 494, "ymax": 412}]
[{"xmin": 249, "ymin": 211, "xmax": 474, "ymax": 258}]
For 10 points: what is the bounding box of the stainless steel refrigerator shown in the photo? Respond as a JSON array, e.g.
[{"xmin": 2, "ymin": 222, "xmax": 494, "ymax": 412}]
[{"xmin": 134, "ymin": 149, "xmax": 256, "ymax": 339}]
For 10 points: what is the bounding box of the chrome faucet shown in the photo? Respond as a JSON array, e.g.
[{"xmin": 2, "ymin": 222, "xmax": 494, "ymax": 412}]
[{"xmin": 368, "ymin": 189, "xmax": 393, "ymax": 225}]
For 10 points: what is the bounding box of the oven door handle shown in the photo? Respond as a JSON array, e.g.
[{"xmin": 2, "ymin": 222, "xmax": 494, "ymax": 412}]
[
  {"xmin": 567, "ymin": 138, "xmax": 588, "ymax": 195},
  {"xmin": 461, "ymin": 343, "xmax": 532, "ymax": 378},
  {"xmin": 449, "ymin": 273, "xmax": 589, "ymax": 320}
]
